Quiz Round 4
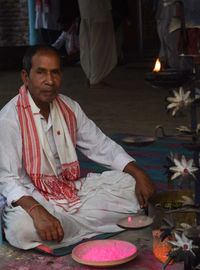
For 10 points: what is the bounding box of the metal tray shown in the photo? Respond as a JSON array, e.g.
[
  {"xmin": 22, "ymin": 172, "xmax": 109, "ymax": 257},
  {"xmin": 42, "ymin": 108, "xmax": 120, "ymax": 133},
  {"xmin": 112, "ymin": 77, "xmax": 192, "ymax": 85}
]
[{"xmin": 122, "ymin": 136, "xmax": 156, "ymax": 147}]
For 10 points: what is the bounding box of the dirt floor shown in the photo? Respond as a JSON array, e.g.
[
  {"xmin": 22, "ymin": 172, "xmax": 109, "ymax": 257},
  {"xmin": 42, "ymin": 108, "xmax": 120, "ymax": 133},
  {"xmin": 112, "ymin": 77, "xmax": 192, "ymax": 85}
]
[{"xmin": 0, "ymin": 55, "xmax": 198, "ymax": 269}]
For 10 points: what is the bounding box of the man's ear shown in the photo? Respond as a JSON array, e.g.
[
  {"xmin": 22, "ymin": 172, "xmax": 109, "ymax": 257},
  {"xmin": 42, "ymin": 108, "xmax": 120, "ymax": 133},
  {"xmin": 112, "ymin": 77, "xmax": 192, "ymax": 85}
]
[{"xmin": 21, "ymin": 69, "xmax": 29, "ymax": 86}]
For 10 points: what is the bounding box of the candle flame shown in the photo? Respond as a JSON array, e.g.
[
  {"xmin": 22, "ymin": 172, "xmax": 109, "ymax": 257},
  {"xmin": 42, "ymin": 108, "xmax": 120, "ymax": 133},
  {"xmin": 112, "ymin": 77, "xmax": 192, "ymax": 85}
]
[{"xmin": 153, "ymin": 58, "xmax": 161, "ymax": 72}]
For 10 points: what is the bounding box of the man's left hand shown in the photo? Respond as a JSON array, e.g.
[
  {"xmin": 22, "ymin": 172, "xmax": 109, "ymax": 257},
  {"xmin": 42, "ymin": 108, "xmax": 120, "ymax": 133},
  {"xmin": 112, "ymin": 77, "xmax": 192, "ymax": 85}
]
[{"xmin": 123, "ymin": 161, "xmax": 156, "ymax": 208}]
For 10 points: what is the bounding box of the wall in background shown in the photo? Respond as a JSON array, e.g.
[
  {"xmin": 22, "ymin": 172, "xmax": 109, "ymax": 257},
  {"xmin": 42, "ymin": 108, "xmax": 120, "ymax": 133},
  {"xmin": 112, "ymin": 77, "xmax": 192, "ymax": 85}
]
[
  {"xmin": 0, "ymin": 0, "xmax": 158, "ymax": 50},
  {"xmin": 0, "ymin": 0, "xmax": 29, "ymax": 46}
]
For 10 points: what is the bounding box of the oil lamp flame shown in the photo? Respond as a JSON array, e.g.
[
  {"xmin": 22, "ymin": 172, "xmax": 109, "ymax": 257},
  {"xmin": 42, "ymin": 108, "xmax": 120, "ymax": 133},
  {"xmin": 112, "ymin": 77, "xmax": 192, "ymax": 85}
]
[{"xmin": 153, "ymin": 58, "xmax": 161, "ymax": 72}]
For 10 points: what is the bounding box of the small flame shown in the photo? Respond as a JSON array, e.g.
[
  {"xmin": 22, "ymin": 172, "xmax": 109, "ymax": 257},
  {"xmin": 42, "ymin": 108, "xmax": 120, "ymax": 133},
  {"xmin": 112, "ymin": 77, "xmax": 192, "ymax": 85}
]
[{"xmin": 153, "ymin": 58, "xmax": 161, "ymax": 72}]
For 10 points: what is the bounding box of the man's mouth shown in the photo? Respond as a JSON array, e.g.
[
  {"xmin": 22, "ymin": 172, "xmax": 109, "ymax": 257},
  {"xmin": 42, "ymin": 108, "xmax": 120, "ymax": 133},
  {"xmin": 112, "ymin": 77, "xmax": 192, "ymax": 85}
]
[{"xmin": 41, "ymin": 89, "xmax": 56, "ymax": 93}]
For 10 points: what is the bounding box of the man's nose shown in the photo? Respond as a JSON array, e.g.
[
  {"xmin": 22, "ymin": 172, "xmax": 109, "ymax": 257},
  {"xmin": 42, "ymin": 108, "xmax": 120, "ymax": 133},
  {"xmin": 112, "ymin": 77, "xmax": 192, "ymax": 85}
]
[{"xmin": 46, "ymin": 72, "xmax": 54, "ymax": 84}]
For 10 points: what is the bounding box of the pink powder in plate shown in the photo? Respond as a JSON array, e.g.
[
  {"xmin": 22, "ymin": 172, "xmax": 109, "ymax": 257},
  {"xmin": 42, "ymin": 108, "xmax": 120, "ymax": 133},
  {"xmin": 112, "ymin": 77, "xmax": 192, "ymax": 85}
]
[
  {"xmin": 128, "ymin": 216, "xmax": 132, "ymax": 223},
  {"xmin": 79, "ymin": 241, "xmax": 137, "ymax": 262}
]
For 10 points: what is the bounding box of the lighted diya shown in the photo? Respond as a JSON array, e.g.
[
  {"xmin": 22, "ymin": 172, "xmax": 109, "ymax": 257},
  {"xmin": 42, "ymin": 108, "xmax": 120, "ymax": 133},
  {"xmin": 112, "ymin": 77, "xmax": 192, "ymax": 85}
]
[
  {"xmin": 145, "ymin": 58, "xmax": 192, "ymax": 88},
  {"xmin": 72, "ymin": 239, "xmax": 137, "ymax": 267},
  {"xmin": 117, "ymin": 215, "xmax": 153, "ymax": 229}
]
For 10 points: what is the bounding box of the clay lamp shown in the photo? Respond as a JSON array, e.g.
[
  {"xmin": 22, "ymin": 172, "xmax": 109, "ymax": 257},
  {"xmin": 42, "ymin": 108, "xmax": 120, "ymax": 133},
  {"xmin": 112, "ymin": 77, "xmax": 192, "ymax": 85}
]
[{"xmin": 145, "ymin": 58, "xmax": 192, "ymax": 89}]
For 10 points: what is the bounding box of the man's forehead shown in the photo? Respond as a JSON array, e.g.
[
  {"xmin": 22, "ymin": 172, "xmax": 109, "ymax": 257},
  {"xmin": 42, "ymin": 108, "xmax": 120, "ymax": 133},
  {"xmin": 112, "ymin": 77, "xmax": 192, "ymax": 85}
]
[{"xmin": 31, "ymin": 50, "xmax": 60, "ymax": 67}]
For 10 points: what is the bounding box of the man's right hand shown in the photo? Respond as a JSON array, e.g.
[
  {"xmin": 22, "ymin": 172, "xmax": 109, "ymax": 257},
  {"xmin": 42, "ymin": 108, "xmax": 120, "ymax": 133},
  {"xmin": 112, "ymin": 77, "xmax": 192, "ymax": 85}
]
[
  {"xmin": 30, "ymin": 205, "xmax": 64, "ymax": 242},
  {"xmin": 14, "ymin": 196, "xmax": 64, "ymax": 242}
]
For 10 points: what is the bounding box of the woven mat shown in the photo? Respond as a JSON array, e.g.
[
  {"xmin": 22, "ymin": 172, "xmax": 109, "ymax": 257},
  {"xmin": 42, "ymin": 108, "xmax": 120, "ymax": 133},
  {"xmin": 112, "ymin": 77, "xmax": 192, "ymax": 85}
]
[{"xmin": 78, "ymin": 133, "xmax": 193, "ymax": 192}]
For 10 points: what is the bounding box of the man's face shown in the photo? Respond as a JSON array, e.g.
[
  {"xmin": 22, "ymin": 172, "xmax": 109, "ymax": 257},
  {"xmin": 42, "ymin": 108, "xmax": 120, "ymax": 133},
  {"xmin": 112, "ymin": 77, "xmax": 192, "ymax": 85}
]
[{"xmin": 21, "ymin": 50, "xmax": 62, "ymax": 109}]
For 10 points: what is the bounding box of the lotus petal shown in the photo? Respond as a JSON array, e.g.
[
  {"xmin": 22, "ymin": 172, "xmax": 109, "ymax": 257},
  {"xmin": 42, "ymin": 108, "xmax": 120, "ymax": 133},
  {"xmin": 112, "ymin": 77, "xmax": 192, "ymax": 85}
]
[
  {"xmin": 167, "ymin": 103, "xmax": 177, "ymax": 109},
  {"xmin": 174, "ymin": 158, "xmax": 183, "ymax": 169},
  {"xmin": 181, "ymin": 155, "xmax": 187, "ymax": 168},
  {"xmin": 167, "ymin": 97, "xmax": 178, "ymax": 102},
  {"xmin": 171, "ymin": 171, "xmax": 181, "ymax": 180}
]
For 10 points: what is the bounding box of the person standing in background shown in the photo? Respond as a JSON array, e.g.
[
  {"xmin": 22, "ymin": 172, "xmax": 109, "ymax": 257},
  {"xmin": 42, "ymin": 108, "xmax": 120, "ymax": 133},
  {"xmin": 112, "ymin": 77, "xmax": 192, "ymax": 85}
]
[
  {"xmin": 78, "ymin": 0, "xmax": 117, "ymax": 89},
  {"xmin": 154, "ymin": 0, "xmax": 179, "ymax": 69},
  {"xmin": 35, "ymin": 0, "xmax": 61, "ymax": 44},
  {"xmin": 154, "ymin": 0, "xmax": 193, "ymax": 71}
]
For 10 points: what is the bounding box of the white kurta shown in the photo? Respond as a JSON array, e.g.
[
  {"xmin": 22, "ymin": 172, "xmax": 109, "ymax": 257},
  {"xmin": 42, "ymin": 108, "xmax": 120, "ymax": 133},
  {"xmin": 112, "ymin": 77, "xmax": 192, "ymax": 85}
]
[
  {"xmin": 0, "ymin": 93, "xmax": 140, "ymax": 250},
  {"xmin": 78, "ymin": 0, "xmax": 117, "ymax": 84}
]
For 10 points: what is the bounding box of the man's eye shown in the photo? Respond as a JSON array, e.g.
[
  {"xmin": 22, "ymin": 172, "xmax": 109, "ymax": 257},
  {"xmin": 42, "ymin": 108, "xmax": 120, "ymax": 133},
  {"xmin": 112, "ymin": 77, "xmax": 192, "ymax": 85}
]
[{"xmin": 52, "ymin": 70, "xmax": 60, "ymax": 75}]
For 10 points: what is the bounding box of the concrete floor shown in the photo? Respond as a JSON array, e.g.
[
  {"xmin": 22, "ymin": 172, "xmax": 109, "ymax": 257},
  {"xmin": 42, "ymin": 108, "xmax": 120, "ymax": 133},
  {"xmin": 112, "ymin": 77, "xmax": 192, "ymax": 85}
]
[
  {"xmin": 0, "ymin": 56, "xmax": 196, "ymax": 269},
  {"xmin": 0, "ymin": 57, "xmax": 195, "ymax": 136}
]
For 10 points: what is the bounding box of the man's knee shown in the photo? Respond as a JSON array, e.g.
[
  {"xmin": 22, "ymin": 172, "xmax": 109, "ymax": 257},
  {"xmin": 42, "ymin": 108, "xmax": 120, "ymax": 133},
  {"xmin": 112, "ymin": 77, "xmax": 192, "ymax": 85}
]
[{"xmin": 4, "ymin": 208, "xmax": 38, "ymax": 248}]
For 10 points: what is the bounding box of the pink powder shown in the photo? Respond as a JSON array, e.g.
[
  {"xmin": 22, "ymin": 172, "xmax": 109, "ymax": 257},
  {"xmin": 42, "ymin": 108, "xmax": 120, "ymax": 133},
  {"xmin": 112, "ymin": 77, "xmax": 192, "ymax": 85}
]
[
  {"xmin": 78, "ymin": 241, "xmax": 137, "ymax": 262},
  {"xmin": 128, "ymin": 216, "xmax": 132, "ymax": 223}
]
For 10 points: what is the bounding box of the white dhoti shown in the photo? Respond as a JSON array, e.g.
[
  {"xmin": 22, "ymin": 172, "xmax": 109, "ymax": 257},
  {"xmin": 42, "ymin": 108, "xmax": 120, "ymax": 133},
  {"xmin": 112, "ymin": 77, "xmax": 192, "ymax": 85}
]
[
  {"xmin": 3, "ymin": 171, "xmax": 140, "ymax": 250},
  {"xmin": 79, "ymin": 16, "xmax": 117, "ymax": 84}
]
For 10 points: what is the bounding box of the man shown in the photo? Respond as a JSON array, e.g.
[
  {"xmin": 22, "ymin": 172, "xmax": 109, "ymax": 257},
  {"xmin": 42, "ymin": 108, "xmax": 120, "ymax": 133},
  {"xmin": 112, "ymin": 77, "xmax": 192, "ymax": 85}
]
[
  {"xmin": 0, "ymin": 45, "xmax": 155, "ymax": 251},
  {"xmin": 78, "ymin": 0, "xmax": 117, "ymax": 88}
]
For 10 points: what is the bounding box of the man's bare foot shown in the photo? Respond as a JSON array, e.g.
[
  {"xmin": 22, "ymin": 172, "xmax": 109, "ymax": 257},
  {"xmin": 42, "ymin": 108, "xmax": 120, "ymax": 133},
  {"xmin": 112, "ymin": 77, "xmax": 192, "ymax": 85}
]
[{"xmin": 90, "ymin": 82, "xmax": 111, "ymax": 89}]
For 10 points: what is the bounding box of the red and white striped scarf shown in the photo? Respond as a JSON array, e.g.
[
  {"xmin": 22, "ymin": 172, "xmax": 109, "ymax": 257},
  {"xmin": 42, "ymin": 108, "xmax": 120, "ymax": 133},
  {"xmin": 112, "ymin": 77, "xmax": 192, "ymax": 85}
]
[{"xmin": 17, "ymin": 85, "xmax": 82, "ymax": 212}]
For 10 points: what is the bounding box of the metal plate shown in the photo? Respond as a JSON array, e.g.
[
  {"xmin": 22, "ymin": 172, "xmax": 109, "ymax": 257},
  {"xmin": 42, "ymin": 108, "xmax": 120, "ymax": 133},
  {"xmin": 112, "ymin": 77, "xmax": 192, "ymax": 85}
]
[
  {"xmin": 117, "ymin": 215, "xmax": 153, "ymax": 229},
  {"xmin": 122, "ymin": 136, "xmax": 156, "ymax": 147}
]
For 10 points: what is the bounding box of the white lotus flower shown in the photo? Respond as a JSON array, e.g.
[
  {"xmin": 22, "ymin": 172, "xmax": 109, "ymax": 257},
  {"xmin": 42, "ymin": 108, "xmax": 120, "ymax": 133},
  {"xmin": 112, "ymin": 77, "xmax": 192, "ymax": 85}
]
[
  {"xmin": 169, "ymin": 155, "xmax": 198, "ymax": 180},
  {"xmin": 167, "ymin": 87, "xmax": 193, "ymax": 116},
  {"xmin": 168, "ymin": 232, "xmax": 198, "ymax": 256},
  {"xmin": 176, "ymin": 123, "xmax": 200, "ymax": 136},
  {"xmin": 176, "ymin": 126, "xmax": 193, "ymax": 134},
  {"xmin": 178, "ymin": 195, "xmax": 195, "ymax": 206}
]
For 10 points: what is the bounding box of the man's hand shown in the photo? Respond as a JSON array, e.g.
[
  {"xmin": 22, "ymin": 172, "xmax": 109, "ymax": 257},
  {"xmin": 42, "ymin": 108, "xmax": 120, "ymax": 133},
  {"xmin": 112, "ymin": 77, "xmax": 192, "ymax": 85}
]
[
  {"xmin": 30, "ymin": 205, "xmax": 64, "ymax": 242},
  {"xmin": 14, "ymin": 196, "xmax": 64, "ymax": 242},
  {"xmin": 123, "ymin": 161, "xmax": 156, "ymax": 208}
]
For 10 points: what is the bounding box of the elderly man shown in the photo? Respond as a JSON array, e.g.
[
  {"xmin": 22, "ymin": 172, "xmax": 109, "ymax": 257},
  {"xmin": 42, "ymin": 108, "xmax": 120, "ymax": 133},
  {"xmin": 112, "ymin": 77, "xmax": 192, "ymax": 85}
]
[{"xmin": 0, "ymin": 45, "xmax": 155, "ymax": 252}]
